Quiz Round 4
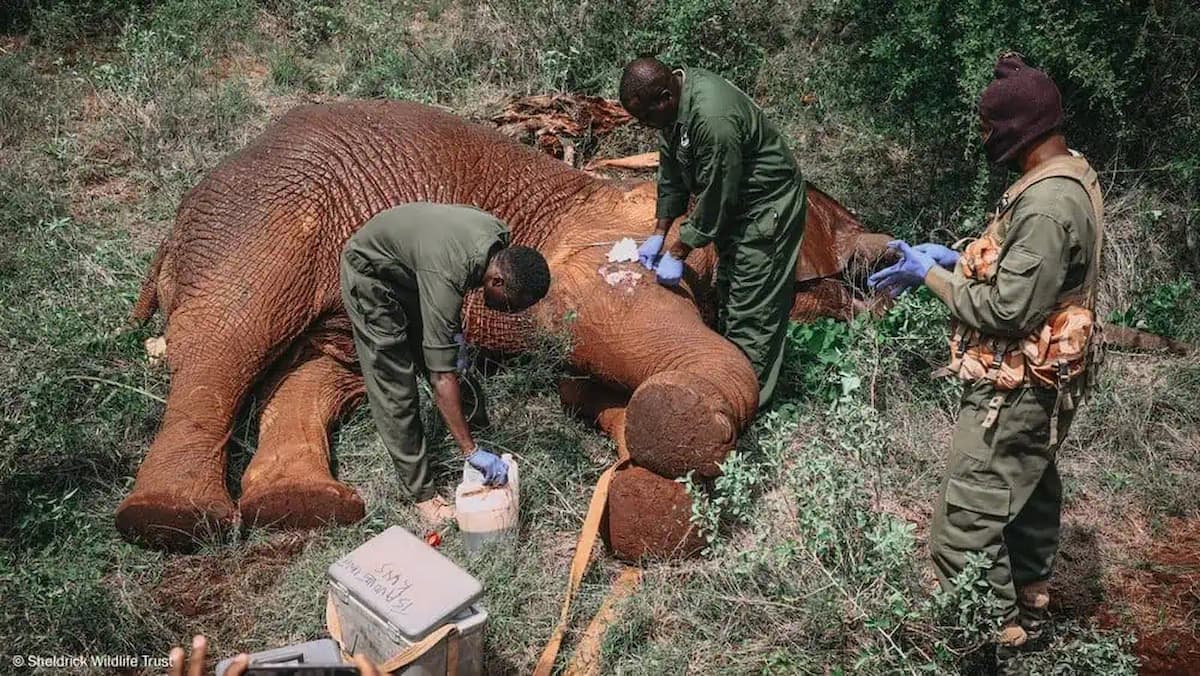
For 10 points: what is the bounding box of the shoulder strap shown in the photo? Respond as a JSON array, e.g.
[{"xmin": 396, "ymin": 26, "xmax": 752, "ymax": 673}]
[
  {"xmin": 1078, "ymin": 164, "xmax": 1104, "ymax": 310},
  {"xmin": 996, "ymin": 154, "xmax": 1092, "ymax": 218}
]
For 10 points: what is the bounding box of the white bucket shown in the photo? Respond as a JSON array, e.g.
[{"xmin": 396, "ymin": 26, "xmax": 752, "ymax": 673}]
[{"xmin": 455, "ymin": 454, "xmax": 519, "ymax": 553}]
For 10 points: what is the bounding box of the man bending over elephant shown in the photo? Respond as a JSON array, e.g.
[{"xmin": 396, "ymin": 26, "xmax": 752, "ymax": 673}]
[
  {"xmin": 341, "ymin": 203, "xmax": 551, "ymax": 523},
  {"xmin": 619, "ymin": 56, "xmax": 806, "ymax": 408}
]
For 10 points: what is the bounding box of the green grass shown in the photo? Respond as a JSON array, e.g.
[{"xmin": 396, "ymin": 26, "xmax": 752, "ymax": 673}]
[{"xmin": 2, "ymin": 1, "xmax": 1198, "ymax": 673}]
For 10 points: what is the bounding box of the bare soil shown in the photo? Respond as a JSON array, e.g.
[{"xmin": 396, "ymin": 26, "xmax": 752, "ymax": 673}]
[{"xmin": 154, "ymin": 533, "xmax": 310, "ymax": 629}]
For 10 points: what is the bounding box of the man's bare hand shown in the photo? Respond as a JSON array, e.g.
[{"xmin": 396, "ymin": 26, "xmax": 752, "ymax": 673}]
[
  {"xmin": 166, "ymin": 634, "xmax": 383, "ymax": 675},
  {"xmin": 167, "ymin": 635, "xmax": 247, "ymax": 676}
]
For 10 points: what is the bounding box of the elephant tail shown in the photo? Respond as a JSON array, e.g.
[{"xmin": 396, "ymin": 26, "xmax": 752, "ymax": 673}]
[{"xmin": 130, "ymin": 240, "xmax": 167, "ymax": 325}]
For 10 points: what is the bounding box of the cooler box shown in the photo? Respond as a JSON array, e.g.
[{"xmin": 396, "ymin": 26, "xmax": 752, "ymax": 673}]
[
  {"xmin": 326, "ymin": 526, "xmax": 487, "ymax": 675},
  {"xmin": 215, "ymin": 639, "xmax": 345, "ymax": 676}
]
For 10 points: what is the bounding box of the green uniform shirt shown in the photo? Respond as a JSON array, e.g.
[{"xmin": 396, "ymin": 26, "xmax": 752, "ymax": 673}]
[
  {"xmin": 936, "ymin": 177, "xmax": 1097, "ymax": 337},
  {"xmin": 655, "ymin": 68, "xmax": 803, "ymax": 249},
  {"xmin": 344, "ymin": 203, "xmax": 509, "ymax": 371}
]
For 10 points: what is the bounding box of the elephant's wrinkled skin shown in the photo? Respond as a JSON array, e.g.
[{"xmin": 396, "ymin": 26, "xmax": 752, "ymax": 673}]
[{"xmin": 118, "ymin": 101, "xmax": 890, "ymax": 555}]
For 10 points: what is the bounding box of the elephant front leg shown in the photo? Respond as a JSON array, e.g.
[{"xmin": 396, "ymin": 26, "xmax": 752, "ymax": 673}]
[
  {"xmin": 558, "ymin": 377, "xmax": 707, "ymax": 560},
  {"xmin": 239, "ymin": 349, "xmax": 366, "ymax": 529}
]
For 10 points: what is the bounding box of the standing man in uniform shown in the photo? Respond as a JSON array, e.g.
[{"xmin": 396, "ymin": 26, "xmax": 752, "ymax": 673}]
[
  {"xmin": 868, "ymin": 54, "xmax": 1104, "ymax": 657},
  {"xmin": 340, "ymin": 203, "xmax": 551, "ymax": 523},
  {"xmin": 618, "ymin": 56, "xmax": 806, "ymax": 408}
]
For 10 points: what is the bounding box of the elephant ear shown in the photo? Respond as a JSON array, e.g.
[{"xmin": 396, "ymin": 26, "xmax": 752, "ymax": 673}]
[{"xmin": 796, "ymin": 184, "xmax": 866, "ymax": 282}]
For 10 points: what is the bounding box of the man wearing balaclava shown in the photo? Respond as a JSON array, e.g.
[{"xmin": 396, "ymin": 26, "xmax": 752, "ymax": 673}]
[{"xmin": 867, "ymin": 53, "xmax": 1105, "ymax": 657}]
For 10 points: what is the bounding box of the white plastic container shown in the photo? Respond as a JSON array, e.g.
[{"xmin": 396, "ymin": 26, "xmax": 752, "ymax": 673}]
[
  {"xmin": 455, "ymin": 453, "xmax": 520, "ymax": 552},
  {"xmin": 326, "ymin": 526, "xmax": 486, "ymax": 675}
]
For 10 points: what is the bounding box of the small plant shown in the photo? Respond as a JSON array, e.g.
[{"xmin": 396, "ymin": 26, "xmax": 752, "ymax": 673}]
[
  {"xmin": 682, "ymin": 449, "xmax": 764, "ymax": 553},
  {"xmin": 780, "ymin": 317, "xmax": 857, "ymax": 403},
  {"xmin": 269, "ymin": 49, "xmax": 320, "ymax": 92}
]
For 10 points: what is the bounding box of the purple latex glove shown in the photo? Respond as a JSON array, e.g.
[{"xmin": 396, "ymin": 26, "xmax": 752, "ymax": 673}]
[
  {"xmin": 913, "ymin": 242, "xmax": 959, "ymax": 270},
  {"xmin": 638, "ymin": 234, "xmax": 665, "ymax": 270},
  {"xmin": 868, "ymin": 240, "xmax": 937, "ymax": 297},
  {"xmin": 467, "ymin": 447, "xmax": 508, "ymax": 486},
  {"xmin": 655, "ymin": 252, "xmax": 684, "ymax": 286}
]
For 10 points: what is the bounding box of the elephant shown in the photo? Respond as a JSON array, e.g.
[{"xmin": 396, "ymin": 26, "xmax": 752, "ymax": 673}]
[{"xmin": 116, "ymin": 100, "xmax": 893, "ymax": 556}]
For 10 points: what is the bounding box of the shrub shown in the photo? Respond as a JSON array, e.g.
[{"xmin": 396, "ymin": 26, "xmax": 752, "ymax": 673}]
[
  {"xmin": 805, "ymin": 0, "xmax": 1200, "ymax": 231},
  {"xmin": 1109, "ymin": 278, "xmax": 1199, "ymax": 341}
]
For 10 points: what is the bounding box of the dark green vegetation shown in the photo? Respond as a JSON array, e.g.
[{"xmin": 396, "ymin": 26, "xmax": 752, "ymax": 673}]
[{"xmin": 2, "ymin": 1, "xmax": 1198, "ymax": 673}]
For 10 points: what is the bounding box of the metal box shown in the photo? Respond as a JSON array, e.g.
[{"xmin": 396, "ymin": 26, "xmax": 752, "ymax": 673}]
[
  {"xmin": 215, "ymin": 639, "xmax": 346, "ymax": 676},
  {"xmin": 327, "ymin": 526, "xmax": 486, "ymax": 675}
]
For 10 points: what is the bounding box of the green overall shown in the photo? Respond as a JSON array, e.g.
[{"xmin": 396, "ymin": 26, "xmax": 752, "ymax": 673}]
[
  {"xmin": 339, "ymin": 203, "xmax": 506, "ymax": 501},
  {"xmin": 656, "ymin": 67, "xmax": 807, "ymax": 408},
  {"xmin": 927, "ymin": 175, "xmax": 1099, "ymax": 622}
]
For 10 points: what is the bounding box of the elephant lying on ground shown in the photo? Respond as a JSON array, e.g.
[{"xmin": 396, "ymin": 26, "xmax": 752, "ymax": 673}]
[{"xmin": 117, "ymin": 101, "xmax": 892, "ymax": 555}]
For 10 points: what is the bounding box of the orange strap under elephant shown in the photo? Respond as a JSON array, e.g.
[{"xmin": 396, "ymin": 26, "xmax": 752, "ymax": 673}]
[
  {"xmin": 534, "ymin": 415, "xmax": 641, "ymax": 676},
  {"xmin": 325, "ymin": 593, "xmax": 460, "ymax": 674}
]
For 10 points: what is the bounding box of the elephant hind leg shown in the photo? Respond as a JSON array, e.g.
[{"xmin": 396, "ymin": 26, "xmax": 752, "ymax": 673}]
[
  {"xmin": 115, "ymin": 360, "xmax": 241, "ymax": 550},
  {"xmin": 239, "ymin": 331, "xmax": 367, "ymax": 530},
  {"xmin": 558, "ymin": 377, "xmax": 630, "ymax": 452}
]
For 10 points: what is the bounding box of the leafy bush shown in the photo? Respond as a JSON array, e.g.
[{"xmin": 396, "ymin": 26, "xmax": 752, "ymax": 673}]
[
  {"xmin": 1109, "ymin": 279, "xmax": 1199, "ymax": 341},
  {"xmin": 780, "ymin": 317, "xmax": 857, "ymax": 403},
  {"xmin": 92, "ymin": 0, "xmax": 255, "ymax": 99},
  {"xmin": 806, "ymin": 0, "xmax": 1200, "ymax": 229}
]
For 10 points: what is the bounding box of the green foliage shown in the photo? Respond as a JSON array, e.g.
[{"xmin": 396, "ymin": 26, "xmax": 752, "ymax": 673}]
[
  {"xmin": 0, "ymin": 56, "xmax": 47, "ymax": 147},
  {"xmin": 1013, "ymin": 622, "xmax": 1140, "ymax": 675},
  {"xmin": 262, "ymin": 0, "xmax": 778, "ymax": 105},
  {"xmin": 658, "ymin": 0, "xmax": 774, "ymax": 90},
  {"xmin": 92, "ymin": 0, "xmax": 255, "ymax": 99},
  {"xmin": 1109, "ymin": 279, "xmax": 1198, "ymax": 340},
  {"xmin": 808, "ymin": 0, "xmax": 1200, "ymax": 226},
  {"xmin": 683, "ymin": 448, "xmax": 767, "ymax": 554},
  {"xmin": 269, "ymin": 49, "xmax": 320, "ymax": 92},
  {"xmin": 780, "ymin": 318, "xmax": 858, "ymax": 403}
]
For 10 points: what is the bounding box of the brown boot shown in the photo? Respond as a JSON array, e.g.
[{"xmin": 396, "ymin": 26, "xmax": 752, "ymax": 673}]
[
  {"xmin": 1017, "ymin": 580, "xmax": 1051, "ymax": 640},
  {"xmin": 998, "ymin": 622, "xmax": 1028, "ymax": 648},
  {"xmin": 995, "ymin": 622, "xmax": 1030, "ymax": 674},
  {"xmin": 1018, "ymin": 580, "xmax": 1050, "ymax": 611}
]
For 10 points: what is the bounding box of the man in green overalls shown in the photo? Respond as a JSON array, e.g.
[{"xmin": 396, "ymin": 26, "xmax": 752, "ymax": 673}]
[
  {"xmin": 619, "ymin": 57, "xmax": 806, "ymax": 408},
  {"xmin": 340, "ymin": 203, "xmax": 551, "ymax": 523},
  {"xmin": 869, "ymin": 54, "xmax": 1103, "ymax": 658}
]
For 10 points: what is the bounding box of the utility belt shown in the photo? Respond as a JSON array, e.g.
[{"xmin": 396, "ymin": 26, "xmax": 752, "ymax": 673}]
[{"xmin": 944, "ymin": 302, "xmax": 1105, "ymax": 444}]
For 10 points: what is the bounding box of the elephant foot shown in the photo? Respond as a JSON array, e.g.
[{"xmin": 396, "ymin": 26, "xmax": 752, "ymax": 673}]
[
  {"xmin": 605, "ymin": 465, "xmax": 705, "ymax": 561},
  {"xmin": 624, "ymin": 370, "xmax": 737, "ymax": 478},
  {"xmin": 115, "ymin": 490, "xmax": 236, "ymax": 551},
  {"xmin": 239, "ymin": 477, "xmax": 365, "ymax": 529}
]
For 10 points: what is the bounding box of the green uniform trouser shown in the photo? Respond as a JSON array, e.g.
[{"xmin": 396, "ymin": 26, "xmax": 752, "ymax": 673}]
[
  {"xmin": 930, "ymin": 381, "xmax": 1076, "ymax": 621},
  {"xmin": 715, "ymin": 186, "xmax": 806, "ymax": 409},
  {"xmin": 340, "ymin": 259, "xmax": 488, "ymax": 502}
]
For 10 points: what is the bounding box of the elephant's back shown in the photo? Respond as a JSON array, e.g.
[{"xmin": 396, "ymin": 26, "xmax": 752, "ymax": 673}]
[
  {"xmin": 161, "ymin": 101, "xmax": 601, "ymax": 318},
  {"xmin": 179, "ymin": 101, "xmax": 587, "ymax": 234}
]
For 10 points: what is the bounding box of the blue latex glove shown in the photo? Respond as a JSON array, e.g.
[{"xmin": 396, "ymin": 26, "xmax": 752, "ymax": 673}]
[
  {"xmin": 638, "ymin": 235, "xmax": 665, "ymax": 270},
  {"xmin": 467, "ymin": 448, "xmax": 508, "ymax": 486},
  {"xmin": 655, "ymin": 252, "xmax": 684, "ymax": 286},
  {"xmin": 913, "ymin": 242, "xmax": 960, "ymax": 270},
  {"xmin": 867, "ymin": 240, "xmax": 937, "ymax": 297}
]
